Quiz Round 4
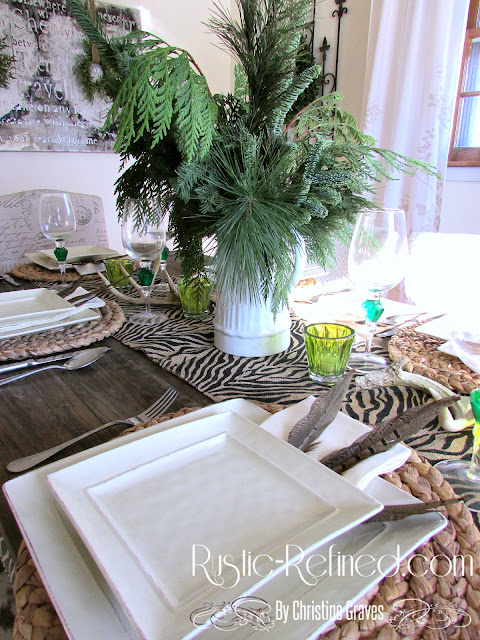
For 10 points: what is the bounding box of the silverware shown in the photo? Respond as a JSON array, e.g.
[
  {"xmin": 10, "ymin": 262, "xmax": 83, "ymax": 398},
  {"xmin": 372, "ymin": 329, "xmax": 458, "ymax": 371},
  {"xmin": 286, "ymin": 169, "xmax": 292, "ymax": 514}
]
[
  {"xmin": 0, "ymin": 350, "xmax": 90, "ymax": 374},
  {"xmin": 6, "ymin": 387, "xmax": 179, "ymax": 472},
  {"xmin": 382, "ymin": 311, "xmax": 427, "ymax": 326},
  {"xmin": 375, "ymin": 313, "xmax": 446, "ymax": 338},
  {"xmin": 0, "ymin": 271, "xmax": 20, "ymax": 286},
  {"xmin": 0, "ymin": 347, "xmax": 109, "ymax": 387},
  {"xmin": 306, "ymin": 289, "xmax": 353, "ymax": 303}
]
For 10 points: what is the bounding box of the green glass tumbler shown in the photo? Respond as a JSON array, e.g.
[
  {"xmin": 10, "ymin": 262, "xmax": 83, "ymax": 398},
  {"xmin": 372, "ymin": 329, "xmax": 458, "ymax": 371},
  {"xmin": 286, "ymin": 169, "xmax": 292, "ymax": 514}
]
[
  {"xmin": 104, "ymin": 258, "xmax": 134, "ymax": 289},
  {"xmin": 177, "ymin": 278, "xmax": 212, "ymax": 318},
  {"xmin": 304, "ymin": 323, "xmax": 355, "ymax": 385}
]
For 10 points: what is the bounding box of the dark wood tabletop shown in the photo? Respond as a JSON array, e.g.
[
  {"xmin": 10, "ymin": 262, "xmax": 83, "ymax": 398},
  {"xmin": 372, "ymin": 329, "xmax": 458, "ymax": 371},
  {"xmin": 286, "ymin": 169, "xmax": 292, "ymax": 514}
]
[{"xmin": 0, "ymin": 275, "xmax": 212, "ymax": 564}]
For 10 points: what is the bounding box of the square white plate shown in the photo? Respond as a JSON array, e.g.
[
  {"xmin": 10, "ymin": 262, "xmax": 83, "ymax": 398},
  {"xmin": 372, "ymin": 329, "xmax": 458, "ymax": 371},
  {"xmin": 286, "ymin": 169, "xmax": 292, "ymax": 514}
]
[
  {"xmin": 4, "ymin": 399, "xmax": 446, "ymax": 640},
  {"xmin": 27, "ymin": 245, "xmax": 119, "ymax": 270},
  {"xmin": 0, "ymin": 288, "xmax": 101, "ymax": 340},
  {"xmin": 0, "ymin": 289, "xmax": 73, "ymax": 324},
  {"xmin": 47, "ymin": 412, "xmax": 381, "ymax": 640}
]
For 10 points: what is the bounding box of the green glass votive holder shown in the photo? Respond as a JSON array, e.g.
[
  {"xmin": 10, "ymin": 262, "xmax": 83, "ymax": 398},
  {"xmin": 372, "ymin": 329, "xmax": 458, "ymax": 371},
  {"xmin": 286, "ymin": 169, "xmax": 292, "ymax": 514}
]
[
  {"xmin": 177, "ymin": 278, "xmax": 213, "ymax": 318},
  {"xmin": 304, "ymin": 323, "xmax": 355, "ymax": 385},
  {"xmin": 104, "ymin": 258, "xmax": 134, "ymax": 290}
]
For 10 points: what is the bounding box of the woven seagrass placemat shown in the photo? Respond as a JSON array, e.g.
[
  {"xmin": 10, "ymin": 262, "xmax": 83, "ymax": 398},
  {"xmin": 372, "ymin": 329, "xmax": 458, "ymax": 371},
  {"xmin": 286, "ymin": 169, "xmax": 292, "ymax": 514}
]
[
  {"xmin": 12, "ymin": 407, "xmax": 480, "ymax": 640},
  {"xmin": 0, "ymin": 301, "xmax": 125, "ymax": 361},
  {"xmin": 10, "ymin": 263, "xmax": 99, "ymax": 283},
  {"xmin": 388, "ymin": 324, "xmax": 480, "ymax": 395}
]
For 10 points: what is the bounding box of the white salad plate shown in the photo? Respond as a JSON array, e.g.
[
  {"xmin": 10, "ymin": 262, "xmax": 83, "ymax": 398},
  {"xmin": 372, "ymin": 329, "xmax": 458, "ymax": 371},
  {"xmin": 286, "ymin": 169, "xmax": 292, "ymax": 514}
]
[
  {"xmin": 27, "ymin": 245, "xmax": 119, "ymax": 270},
  {"xmin": 4, "ymin": 399, "xmax": 446, "ymax": 640},
  {"xmin": 47, "ymin": 411, "xmax": 381, "ymax": 640},
  {"xmin": 0, "ymin": 288, "xmax": 100, "ymax": 340}
]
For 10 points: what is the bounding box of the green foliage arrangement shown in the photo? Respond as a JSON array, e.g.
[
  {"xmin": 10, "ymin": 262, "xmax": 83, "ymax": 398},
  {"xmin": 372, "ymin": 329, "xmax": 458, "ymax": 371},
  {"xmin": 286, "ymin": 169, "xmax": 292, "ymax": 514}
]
[{"xmin": 68, "ymin": 0, "xmax": 434, "ymax": 311}]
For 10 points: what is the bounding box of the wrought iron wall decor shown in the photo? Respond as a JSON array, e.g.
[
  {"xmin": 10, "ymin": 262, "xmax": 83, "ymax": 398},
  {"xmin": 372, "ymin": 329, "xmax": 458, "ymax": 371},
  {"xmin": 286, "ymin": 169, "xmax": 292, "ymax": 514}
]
[{"xmin": 309, "ymin": 0, "xmax": 348, "ymax": 96}]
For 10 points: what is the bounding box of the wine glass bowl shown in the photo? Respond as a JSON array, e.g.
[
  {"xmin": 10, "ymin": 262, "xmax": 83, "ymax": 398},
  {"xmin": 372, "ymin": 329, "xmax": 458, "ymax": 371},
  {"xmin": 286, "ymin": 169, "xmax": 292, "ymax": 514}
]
[
  {"xmin": 121, "ymin": 200, "xmax": 167, "ymax": 325},
  {"xmin": 39, "ymin": 192, "xmax": 76, "ymax": 288},
  {"xmin": 348, "ymin": 208, "xmax": 408, "ymax": 371}
]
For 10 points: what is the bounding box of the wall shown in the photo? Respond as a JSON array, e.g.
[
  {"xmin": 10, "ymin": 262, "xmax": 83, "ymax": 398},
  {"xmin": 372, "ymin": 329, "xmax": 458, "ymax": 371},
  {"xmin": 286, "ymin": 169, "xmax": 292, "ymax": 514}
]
[
  {"xmin": 313, "ymin": 0, "xmax": 371, "ymax": 123},
  {"xmin": 0, "ymin": 0, "xmax": 232, "ymax": 251},
  {"xmin": 1, "ymin": 0, "xmax": 476, "ymax": 245}
]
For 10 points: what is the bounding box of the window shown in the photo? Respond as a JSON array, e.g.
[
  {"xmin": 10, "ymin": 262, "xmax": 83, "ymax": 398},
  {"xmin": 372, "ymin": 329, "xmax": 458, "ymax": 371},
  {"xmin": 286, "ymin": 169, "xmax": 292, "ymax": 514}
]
[{"xmin": 449, "ymin": 0, "xmax": 480, "ymax": 166}]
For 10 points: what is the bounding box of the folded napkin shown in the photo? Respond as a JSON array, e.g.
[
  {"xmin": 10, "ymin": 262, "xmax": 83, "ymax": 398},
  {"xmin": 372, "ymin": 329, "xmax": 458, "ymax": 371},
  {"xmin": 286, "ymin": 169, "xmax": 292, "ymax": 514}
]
[
  {"xmin": 258, "ymin": 397, "xmax": 410, "ymax": 491},
  {"xmin": 73, "ymin": 262, "xmax": 106, "ymax": 275},
  {"xmin": 439, "ymin": 340, "xmax": 480, "ymax": 375}
]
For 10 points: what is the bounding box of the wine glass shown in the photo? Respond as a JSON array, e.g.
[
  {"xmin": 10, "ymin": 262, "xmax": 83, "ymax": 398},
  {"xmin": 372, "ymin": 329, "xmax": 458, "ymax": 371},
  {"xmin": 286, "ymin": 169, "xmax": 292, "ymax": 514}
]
[
  {"xmin": 39, "ymin": 192, "xmax": 76, "ymax": 288},
  {"xmin": 348, "ymin": 208, "xmax": 408, "ymax": 371},
  {"xmin": 435, "ymin": 389, "xmax": 480, "ymax": 513},
  {"xmin": 121, "ymin": 200, "xmax": 167, "ymax": 325}
]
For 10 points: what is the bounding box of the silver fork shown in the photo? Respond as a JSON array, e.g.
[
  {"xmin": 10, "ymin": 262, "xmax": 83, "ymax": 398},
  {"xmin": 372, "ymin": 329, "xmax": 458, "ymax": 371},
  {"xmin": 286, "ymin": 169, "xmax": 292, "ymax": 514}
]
[{"xmin": 7, "ymin": 388, "xmax": 179, "ymax": 473}]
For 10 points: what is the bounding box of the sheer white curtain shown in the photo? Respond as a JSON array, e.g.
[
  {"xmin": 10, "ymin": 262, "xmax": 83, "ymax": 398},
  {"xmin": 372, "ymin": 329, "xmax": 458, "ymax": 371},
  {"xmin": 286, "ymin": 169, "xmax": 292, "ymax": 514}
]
[{"xmin": 361, "ymin": 0, "xmax": 468, "ymax": 235}]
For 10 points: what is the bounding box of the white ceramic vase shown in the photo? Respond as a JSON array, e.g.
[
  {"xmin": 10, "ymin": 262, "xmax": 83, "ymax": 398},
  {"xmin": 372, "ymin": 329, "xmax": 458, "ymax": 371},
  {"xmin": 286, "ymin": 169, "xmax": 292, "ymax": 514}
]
[{"xmin": 214, "ymin": 241, "xmax": 307, "ymax": 357}]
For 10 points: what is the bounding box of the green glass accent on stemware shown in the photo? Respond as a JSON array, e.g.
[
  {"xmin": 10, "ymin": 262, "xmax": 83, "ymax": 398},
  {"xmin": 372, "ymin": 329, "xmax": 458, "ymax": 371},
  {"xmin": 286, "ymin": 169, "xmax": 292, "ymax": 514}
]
[
  {"xmin": 54, "ymin": 247, "xmax": 68, "ymax": 262},
  {"xmin": 138, "ymin": 267, "xmax": 154, "ymax": 286},
  {"xmin": 471, "ymin": 389, "xmax": 480, "ymax": 424},
  {"xmin": 362, "ymin": 299, "xmax": 384, "ymax": 323}
]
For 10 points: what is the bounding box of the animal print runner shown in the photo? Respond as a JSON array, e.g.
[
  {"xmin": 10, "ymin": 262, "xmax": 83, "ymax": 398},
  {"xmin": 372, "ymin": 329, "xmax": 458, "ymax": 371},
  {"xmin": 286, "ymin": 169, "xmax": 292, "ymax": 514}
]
[{"xmin": 114, "ymin": 308, "xmax": 474, "ymax": 475}]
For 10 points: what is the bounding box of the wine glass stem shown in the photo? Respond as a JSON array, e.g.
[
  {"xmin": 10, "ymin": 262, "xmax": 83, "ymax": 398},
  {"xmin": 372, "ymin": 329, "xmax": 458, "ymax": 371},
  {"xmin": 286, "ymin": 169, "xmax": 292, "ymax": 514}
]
[
  {"xmin": 362, "ymin": 293, "xmax": 383, "ymax": 357},
  {"xmin": 58, "ymin": 263, "xmax": 66, "ymax": 285},
  {"xmin": 364, "ymin": 319, "xmax": 376, "ymax": 356},
  {"xmin": 467, "ymin": 423, "xmax": 480, "ymax": 481},
  {"xmin": 143, "ymin": 286, "xmax": 153, "ymax": 318}
]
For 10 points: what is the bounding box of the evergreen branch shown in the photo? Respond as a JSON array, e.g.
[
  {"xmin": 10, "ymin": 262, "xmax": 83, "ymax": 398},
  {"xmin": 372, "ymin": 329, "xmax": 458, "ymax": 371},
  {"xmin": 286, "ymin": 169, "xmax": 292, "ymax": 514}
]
[
  {"xmin": 268, "ymin": 65, "xmax": 321, "ymax": 133},
  {"xmin": 67, "ymin": 0, "xmax": 120, "ymax": 70}
]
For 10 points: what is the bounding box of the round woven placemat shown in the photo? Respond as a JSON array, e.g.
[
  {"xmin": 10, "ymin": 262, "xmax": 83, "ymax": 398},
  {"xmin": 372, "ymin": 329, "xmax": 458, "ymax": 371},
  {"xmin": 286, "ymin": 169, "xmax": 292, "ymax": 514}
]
[
  {"xmin": 12, "ymin": 406, "xmax": 480, "ymax": 640},
  {"xmin": 10, "ymin": 263, "xmax": 99, "ymax": 283},
  {"xmin": 0, "ymin": 300, "xmax": 125, "ymax": 361},
  {"xmin": 388, "ymin": 324, "xmax": 480, "ymax": 395}
]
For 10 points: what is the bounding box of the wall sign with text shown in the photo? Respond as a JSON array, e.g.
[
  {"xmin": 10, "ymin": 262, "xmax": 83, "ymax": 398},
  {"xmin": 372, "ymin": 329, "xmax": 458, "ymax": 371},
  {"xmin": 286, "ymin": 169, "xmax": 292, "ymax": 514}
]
[{"xmin": 0, "ymin": 0, "xmax": 139, "ymax": 152}]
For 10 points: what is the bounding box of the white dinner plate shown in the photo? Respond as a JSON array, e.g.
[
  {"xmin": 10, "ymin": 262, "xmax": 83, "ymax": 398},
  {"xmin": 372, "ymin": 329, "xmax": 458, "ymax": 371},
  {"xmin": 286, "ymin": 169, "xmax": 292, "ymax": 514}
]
[
  {"xmin": 47, "ymin": 412, "xmax": 381, "ymax": 640},
  {"xmin": 27, "ymin": 245, "xmax": 119, "ymax": 270},
  {"xmin": 4, "ymin": 399, "xmax": 446, "ymax": 640},
  {"xmin": 0, "ymin": 289, "xmax": 74, "ymax": 324},
  {"xmin": 0, "ymin": 288, "xmax": 101, "ymax": 340}
]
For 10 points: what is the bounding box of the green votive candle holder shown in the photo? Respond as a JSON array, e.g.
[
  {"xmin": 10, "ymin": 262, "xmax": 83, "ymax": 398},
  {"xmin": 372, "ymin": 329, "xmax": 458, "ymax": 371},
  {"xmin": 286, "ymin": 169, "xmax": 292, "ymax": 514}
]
[
  {"xmin": 304, "ymin": 322, "xmax": 355, "ymax": 385},
  {"xmin": 104, "ymin": 258, "xmax": 134, "ymax": 289},
  {"xmin": 177, "ymin": 278, "xmax": 213, "ymax": 318}
]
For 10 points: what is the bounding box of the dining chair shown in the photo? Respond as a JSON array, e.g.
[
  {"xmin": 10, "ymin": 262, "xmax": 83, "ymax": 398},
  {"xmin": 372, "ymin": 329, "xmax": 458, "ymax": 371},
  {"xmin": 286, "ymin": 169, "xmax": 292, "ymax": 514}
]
[{"xmin": 0, "ymin": 189, "xmax": 108, "ymax": 272}]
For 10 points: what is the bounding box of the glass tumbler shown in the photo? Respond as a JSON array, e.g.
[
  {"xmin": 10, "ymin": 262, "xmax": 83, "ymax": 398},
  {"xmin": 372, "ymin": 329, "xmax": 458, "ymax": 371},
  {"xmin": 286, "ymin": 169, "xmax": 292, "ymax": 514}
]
[{"xmin": 304, "ymin": 323, "xmax": 355, "ymax": 385}]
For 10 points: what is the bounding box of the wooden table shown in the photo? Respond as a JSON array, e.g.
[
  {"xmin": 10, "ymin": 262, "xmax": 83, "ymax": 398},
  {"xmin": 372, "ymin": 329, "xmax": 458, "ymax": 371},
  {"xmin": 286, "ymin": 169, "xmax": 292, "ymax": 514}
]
[{"xmin": 0, "ymin": 278, "xmax": 212, "ymax": 566}]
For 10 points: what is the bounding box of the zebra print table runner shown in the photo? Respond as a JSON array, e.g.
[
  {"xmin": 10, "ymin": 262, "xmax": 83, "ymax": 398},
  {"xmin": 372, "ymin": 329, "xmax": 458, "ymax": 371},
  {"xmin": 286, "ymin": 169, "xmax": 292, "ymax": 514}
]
[{"xmin": 113, "ymin": 308, "xmax": 474, "ymax": 476}]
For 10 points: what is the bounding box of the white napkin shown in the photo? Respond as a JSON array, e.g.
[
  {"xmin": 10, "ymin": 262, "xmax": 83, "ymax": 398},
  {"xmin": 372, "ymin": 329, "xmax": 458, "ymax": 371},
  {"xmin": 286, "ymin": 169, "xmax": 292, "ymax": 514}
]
[
  {"xmin": 73, "ymin": 262, "xmax": 105, "ymax": 275},
  {"xmin": 259, "ymin": 396, "xmax": 410, "ymax": 490},
  {"xmin": 438, "ymin": 340, "xmax": 480, "ymax": 375},
  {"xmin": 65, "ymin": 287, "xmax": 104, "ymax": 306}
]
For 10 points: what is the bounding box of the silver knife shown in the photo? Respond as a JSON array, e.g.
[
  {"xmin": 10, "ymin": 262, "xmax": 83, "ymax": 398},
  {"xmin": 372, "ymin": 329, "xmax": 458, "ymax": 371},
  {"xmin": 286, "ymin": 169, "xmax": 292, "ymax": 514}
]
[
  {"xmin": 0, "ymin": 349, "xmax": 103, "ymax": 374},
  {"xmin": 0, "ymin": 271, "xmax": 20, "ymax": 286}
]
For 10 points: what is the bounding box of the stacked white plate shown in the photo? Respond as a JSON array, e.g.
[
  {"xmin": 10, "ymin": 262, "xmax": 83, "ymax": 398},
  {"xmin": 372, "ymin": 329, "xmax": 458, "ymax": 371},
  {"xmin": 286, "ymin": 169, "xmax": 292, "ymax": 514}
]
[
  {"xmin": 0, "ymin": 288, "xmax": 101, "ymax": 340},
  {"xmin": 4, "ymin": 399, "xmax": 447, "ymax": 640},
  {"xmin": 26, "ymin": 245, "xmax": 120, "ymax": 270}
]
